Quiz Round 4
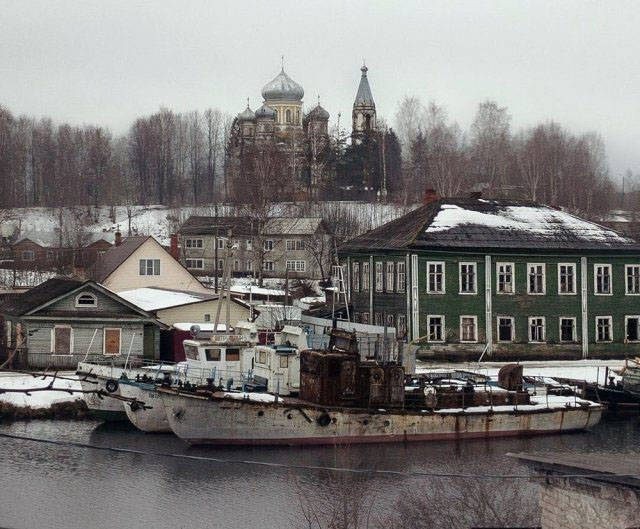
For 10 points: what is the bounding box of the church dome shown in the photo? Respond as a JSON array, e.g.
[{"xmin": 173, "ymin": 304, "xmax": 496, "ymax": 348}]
[
  {"xmin": 262, "ymin": 69, "xmax": 304, "ymax": 101},
  {"xmin": 307, "ymin": 103, "xmax": 330, "ymax": 120},
  {"xmin": 237, "ymin": 104, "xmax": 255, "ymax": 122},
  {"xmin": 255, "ymin": 104, "xmax": 276, "ymax": 119}
]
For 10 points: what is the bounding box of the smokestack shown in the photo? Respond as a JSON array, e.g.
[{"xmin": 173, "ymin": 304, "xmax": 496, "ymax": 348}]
[
  {"xmin": 170, "ymin": 233, "xmax": 180, "ymax": 260},
  {"xmin": 115, "ymin": 231, "xmax": 122, "ymax": 247},
  {"xmin": 423, "ymin": 188, "xmax": 439, "ymax": 205}
]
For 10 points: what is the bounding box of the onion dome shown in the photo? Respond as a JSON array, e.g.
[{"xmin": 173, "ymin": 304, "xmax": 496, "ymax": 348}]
[
  {"xmin": 255, "ymin": 104, "xmax": 276, "ymax": 119},
  {"xmin": 261, "ymin": 68, "xmax": 304, "ymax": 101},
  {"xmin": 307, "ymin": 103, "xmax": 330, "ymax": 121},
  {"xmin": 237, "ymin": 103, "xmax": 255, "ymax": 122}
]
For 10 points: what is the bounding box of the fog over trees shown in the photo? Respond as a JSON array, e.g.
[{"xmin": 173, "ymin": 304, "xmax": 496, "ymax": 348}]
[{"xmin": 0, "ymin": 96, "xmax": 626, "ymax": 218}]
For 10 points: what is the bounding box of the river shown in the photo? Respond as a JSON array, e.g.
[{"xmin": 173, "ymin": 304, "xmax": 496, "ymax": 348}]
[{"xmin": 0, "ymin": 416, "xmax": 638, "ymax": 529}]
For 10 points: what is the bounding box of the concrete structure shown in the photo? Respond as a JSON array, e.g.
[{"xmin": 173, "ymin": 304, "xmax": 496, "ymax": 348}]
[
  {"xmin": 92, "ymin": 235, "xmax": 209, "ymax": 294},
  {"xmin": 515, "ymin": 452, "xmax": 640, "ymax": 529},
  {"xmin": 339, "ymin": 196, "xmax": 640, "ymax": 360}
]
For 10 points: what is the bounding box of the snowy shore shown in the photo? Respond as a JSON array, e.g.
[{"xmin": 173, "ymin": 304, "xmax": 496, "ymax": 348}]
[{"xmin": 0, "ymin": 372, "xmax": 83, "ymax": 409}]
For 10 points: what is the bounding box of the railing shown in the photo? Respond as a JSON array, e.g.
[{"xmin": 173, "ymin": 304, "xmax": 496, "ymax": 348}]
[{"xmin": 21, "ymin": 351, "xmax": 148, "ymax": 371}]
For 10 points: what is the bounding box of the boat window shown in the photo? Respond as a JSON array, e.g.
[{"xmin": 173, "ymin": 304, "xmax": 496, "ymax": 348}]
[
  {"xmin": 279, "ymin": 355, "xmax": 289, "ymax": 368},
  {"xmin": 257, "ymin": 350, "xmax": 267, "ymax": 364},
  {"xmin": 226, "ymin": 348, "xmax": 240, "ymax": 362},
  {"xmin": 184, "ymin": 344, "xmax": 199, "ymax": 360},
  {"xmin": 205, "ymin": 348, "xmax": 221, "ymax": 361}
]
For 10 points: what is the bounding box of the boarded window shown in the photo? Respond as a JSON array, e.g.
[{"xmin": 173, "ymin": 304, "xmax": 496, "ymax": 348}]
[
  {"xmin": 226, "ymin": 348, "xmax": 240, "ymax": 362},
  {"xmin": 53, "ymin": 326, "xmax": 72, "ymax": 355},
  {"xmin": 103, "ymin": 328, "xmax": 121, "ymax": 356}
]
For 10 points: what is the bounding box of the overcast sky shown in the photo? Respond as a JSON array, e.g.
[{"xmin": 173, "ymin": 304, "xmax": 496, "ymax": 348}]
[{"xmin": 2, "ymin": 0, "xmax": 638, "ymax": 180}]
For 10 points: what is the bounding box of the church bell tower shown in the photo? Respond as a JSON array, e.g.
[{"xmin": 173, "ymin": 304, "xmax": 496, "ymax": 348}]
[{"xmin": 352, "ymin": 63, "xmax": 377, "ymax": 140}]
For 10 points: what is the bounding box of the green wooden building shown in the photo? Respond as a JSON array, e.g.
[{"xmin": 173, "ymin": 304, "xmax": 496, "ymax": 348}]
[{"xmin": 339, "ymin": 197, "xmax": 640, "ymax": 360}]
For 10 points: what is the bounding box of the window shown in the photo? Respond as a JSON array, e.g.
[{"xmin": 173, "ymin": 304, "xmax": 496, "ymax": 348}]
[
  {"xmin": 21, "ymin": 250, "xmax": 35, "ymax": 261},
  {"xmin": 397, "ymin": 262, "xmax": 406, "ymax": 292},
  {"xmin": 185, "ymin": 238, "xmax": 203, "ymax": 248},
  {"xmin": 246, "ymin": 239, "xmax": 253, "ymax": 251},
  {"xmin": 374, "ymin": 312, "xmax": 383, "ymax": 326},
  {"xmin": 427, "ymin": 315, "xmax": 445, "ymax": 342},
  {"xmin": 216, "ymin": 238, "xmax": 226, "ymax": 250},
  {"xmin": 427, "ymin": 262, "xmax": 445, "ymax": 294},
  {"xmin": 386, "ymin": 262, "xmax": 395, "ymax": 292},
  {"xmin": 362, "ymin": 262, "xmax": 370, "ymax": 291},
  {"xmin": 286, "ymin": 109, "xmax": 292, "ymax": 123},
  {"xmin": 497, "ymin": 317, "xmax": 514, "ymax": 342},
  {"xmin": 594, "ymin": 264, "xmax": 612, "ymax": 295},
  {"xmin": 139, "ymin": 259, "xmax": 160, "ymax": 276},
  {"xmin": 286, "ymin": 260, "xmax": 306, "ymax": 272},
  {"xmin": 528, "ymin": 317, "xmax": 546, "ymax": 342},
  {"xmin": 375, "ymin": 262, "xmax": 383, "ymax": 292},
  {"xmin": 263, "ymin": 261, "xmax": 274, "ymax": 272},
  {"xmin": 225, "ymin": 348, "xmax": 240, "ymax": 362},
  {"xmin": 527, "ymin": 263, "xmax": 546, "ymax": 295},
  {"xmin": 559, "ymin": 317, "xmax": 577, "ymax": 342},
  {"xmin": 626, "ymin": 265, "xmax": 640, "ymax": 295},
  {"xmin": 386, "ymin": 314, "xmax": 395, "ymax": 328},
  {"xmin": 264, "ymin": 240, "xmax": 274, "ymax": 251},
  {"xmin": 285, "ymin": 239, "xmax": 304, "ymax": 251},
  {"xmin": 625, "ymin": 316, "xmax": 640, "ymax": 342},
  {"xmin": 205, "ymin": 348, "xmax": 221, "ymax": 361},
  {"xmin": 185, "ymin": 258, "xmax": 204, "ymax": 270},
  {"xmin": 496, "ymin": 263, "xmax": 514, "ymax": 294},
  {"xmin": 75, "ymin": 293, "xmax": 97, "ymax": 308},
  {"xmin": 233, "ymin": 260, "xmax": 239, "ymax": 271},
  {"xmin": 596, "ymin": 316, "xmax": 613, "ymax": 342},
  {"xmin": 257, "ymin": 350, "xmax": 267, "ymax": 364},
  {"xmin": 246, "ymin": 260, "xmax": 253, "ymax": 271},
  {"xmin": 558, "ymin": 263, "xmax": 576, "ymax": 294},
  {"xmin": 103, "ymin": 328, "xmax": 121, "ymax": 356},
  {"xmin": 397, "ymin": 314, "xmax": 407, "ymax": 339},
  {"xmin": 52, "ymin": 325, "xmax": 73, "ymax": 355},
  {"xmin": 352, "ymin": 262, "xmax": 360, "ymax": 292},
  {"xmin": 279, "ymin": 355, "xmax": 289, "ymax": 368},
  {"xmin": 184, "ymin": 344, "xmax": 198, "ymax": 360},
  {"xmin": 361, "ymin": 312, "xmax": 370, "ymax": 324},
  {"xmin": 204, "ymin": 314, "xmax": 211, "ymax": 322},
  {"xmin": 459, "ymin": 262, "xmax": 477, "ymax": 294},
  {"xmin": 217, "ymin": 259, "xmax": 224, "ymax": 270},
  {"xmin": 460, "ymin": 316, "xmax": 478, "ymax": 343}
]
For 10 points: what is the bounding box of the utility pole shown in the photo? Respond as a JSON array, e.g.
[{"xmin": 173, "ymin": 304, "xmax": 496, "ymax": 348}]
[{"xmin": 214, "ymin": 203, "xmax": 219, "ymax": 294}]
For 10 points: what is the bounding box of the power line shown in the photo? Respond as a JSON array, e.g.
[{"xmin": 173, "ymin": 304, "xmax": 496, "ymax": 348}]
[{"xmin": 2, "ymin": 432, "xmax": 638, "ymax": 481}]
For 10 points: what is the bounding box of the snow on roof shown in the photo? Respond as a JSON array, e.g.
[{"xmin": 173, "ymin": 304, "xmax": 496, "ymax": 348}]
[
  {"xmin": 172, "ymin": 322, "xmax": 228, "ymax": 331},
  {"xmin": 118, "ymin": 287, "xmax": 215, "ymax": 311},
  {"xmin": 230, "ymin": 284, "xmax": 285, "ymax": 297}
]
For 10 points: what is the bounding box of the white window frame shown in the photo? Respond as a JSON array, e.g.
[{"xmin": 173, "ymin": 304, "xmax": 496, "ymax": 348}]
[
  {"xmin": 263, "ymin": 261, "xmax": 274, "ymax": 272},
  {"xmin": 352, "ymin": 262, "xmax": 360, "ymax": 292},
  {"xmin": 624, "ymin": 315, "xmax": 640, "ymax": 343},
  {"xmin": 397, "ymin": 262, "xmax": 406, "ymax": 293},
  {"xmin": 386, "ymin": 262, "xmax": 395, "ymax": 292},
  {"xmin": 427, "ymin": 315, "xmax": 445, "ymax": 343},
  {"xmin": 426, "ymin": 261, "xmax": 445, "ymax": 294},
  {"xmin": 559, "ymin": 317, "xmax": 577, "ymax": 343},
  {"xmin": 397, "ymin": 313, "xmax": 407, "ymax": 338},
  {"xmin": 595, "ymin": 316, "xmax": 613, "ymax": 343},
  {"xmin": 527, "ymin": 263, "xmax": 546, "ymax": 295},
  {"xmin": 497, "ymin": 316, "xmax": 515, "ymax": 343},
  {"xmin": 185, "ymin": 258, "xmax": 204, "ymax": 270},
  {"xmin": 625, "ymin": 264, "xmax": 640, "ymax": 295},
  {"xmin": 558, "ymin": 263, "xmax": 577, "ymax": 295},
  {"xmin": 264, "ymin": 239, "xmax": 274, "ymax": 252},
  {"xmin": 185, "ymin": 238, "xmax": 203, "ymax": 249},
  {"xmin": 496, "ymin": 262, "xmax": 515, "ymax": 294},
  {"xmin": 458, "ymin": 262, "xmax": 477, "ymax": 295},
  {"xmin": 286, "ymin": 260, "xmax": 306, "ymax": 272},
  {"xmin": 216, "ymin": 238, "xmax": 226, "ymax": 250},
  {"xmin": 594, "ymin": 264, "xmax": 613, "ymax": 296},
  {"xmin": 74, "ymin": 292, "xmax": 97, "ymax": 308},
  {"xmin": 528, "ymin": 316, "xmax": 546, "ymax": 343},
  {"xmin": 103, "ymin": 327, "xmax": 122, "ymax": 356},
  {"xmin": 51, "ymin": 324, "xmax": 74, "ymax": 356},
  {"xmin": 286, "ymin": 239, "xmax": 296, "ymax": 251},
  {"xmin": 246, "ymin": 239, "xmax": 253, "ymax": 251},
  {"xmin": 21, "ymin": 250, "xmax": 35, "ymax": 261},
  {"xmin": 139, "ymin": 258, "xmax": 160, "ymax": 276},
  {"xmin": 375, "ymin": 262, "xmax": 383, "ymax": 292},
  {"xmin": 459, "ymin": 315, "xmax": 478, "ymax": 343},
  {"xmin": 246, "ymin": 260, "xmax": 253, "ymax": 272},
  {"xmin": 362, "ymin": 262, "xmax": 370, "ymax": 292}
]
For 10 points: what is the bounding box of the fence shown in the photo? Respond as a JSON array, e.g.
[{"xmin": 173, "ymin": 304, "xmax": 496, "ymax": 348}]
[{"xmin": 7, "ymin": 349, "xmax": 145, "ymax": 371}]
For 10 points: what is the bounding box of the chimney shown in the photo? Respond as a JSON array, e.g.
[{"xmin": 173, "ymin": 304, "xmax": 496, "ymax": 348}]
[
  {"xmin": 423, "ymin": 188, "xmax": 439, "ymax": 205},
  {"xmin": 114, "ymin": 231, "xmax": 122, "ymax": 247},
  {"xmin": 170, "ymin": 233, "xmax": 180, "ymax": 260}
]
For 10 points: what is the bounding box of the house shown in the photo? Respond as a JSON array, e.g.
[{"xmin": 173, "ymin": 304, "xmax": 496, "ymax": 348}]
[
  {"xmin": 0, "ymin": 277, "xmax": 166, "ymax": 369},
  {"xmin": 338, "ymin": 196, "xmax": 640, "ymax": 360},
  {"xmin": 91, "ymin": 235, "xmax": 209, "ymax": 293},
  {"xmin": 178, "ymin": 215, "xmax": 332, "ymax": 280},
  {"xmin": 117, "ymin": 286, "xmax": 252, "ymax": 326},
  {"xmin": 514, "ymin": 453, "xmax": 640, "ymax": 529}
]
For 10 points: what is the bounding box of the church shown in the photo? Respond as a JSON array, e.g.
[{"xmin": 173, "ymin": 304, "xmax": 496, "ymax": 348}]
[{"xmin": 225, "ymin": 63, "xmax": 378, "ymax": 201}]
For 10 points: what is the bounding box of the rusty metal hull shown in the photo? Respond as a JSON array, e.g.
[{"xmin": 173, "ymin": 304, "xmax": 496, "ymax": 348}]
[
  {"xmin": 159, "ymin": 391, "xmax": 603, "ymax": 446},
  {"xmin": 119, "ymin": 382, "xmax": 171, "ymax": 433}
]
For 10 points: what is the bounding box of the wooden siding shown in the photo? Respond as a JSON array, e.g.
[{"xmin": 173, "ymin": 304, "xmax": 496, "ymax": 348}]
[{"xmin": 38, "ymin": 287, "xmax": 140, "ymax": 315}]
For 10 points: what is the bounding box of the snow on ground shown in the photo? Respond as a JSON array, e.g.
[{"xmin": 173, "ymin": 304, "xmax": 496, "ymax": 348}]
[
  {"xmin": 416, "ymin": 359, "xmax": 626, "ymax": 385},
  {"xmin": 0, "ymin": 372, "xmax": 82, "ymax": 409}
]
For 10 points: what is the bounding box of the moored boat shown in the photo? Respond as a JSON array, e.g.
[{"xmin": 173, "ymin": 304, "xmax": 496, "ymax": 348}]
[{"xmin": 119, "ymin": 379, "xmax": 171, "ymax": 432}]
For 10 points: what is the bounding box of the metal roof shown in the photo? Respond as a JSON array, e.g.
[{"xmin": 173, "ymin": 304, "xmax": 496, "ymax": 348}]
[{"xmin": 354, "ymin": 65, "xmax": 375, "ymax": 108}]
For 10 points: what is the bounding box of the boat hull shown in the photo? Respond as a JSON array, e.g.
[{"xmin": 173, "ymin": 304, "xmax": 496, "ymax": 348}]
[
  {"xmin": 159, "ymin": 391, "xmax": 603, "ymax": 446},
  {"xmin": 77, "ymin": 366, "xmax": 127, "ymax": 421},
  {"xmin": 119, "ymin": 381, "xmax": 171, "ymax": 433}
]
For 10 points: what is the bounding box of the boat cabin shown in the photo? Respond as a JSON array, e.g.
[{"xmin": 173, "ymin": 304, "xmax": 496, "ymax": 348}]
[{"xmin": 251, "ymin": 344, "xmax": 300, "ymax": 395}]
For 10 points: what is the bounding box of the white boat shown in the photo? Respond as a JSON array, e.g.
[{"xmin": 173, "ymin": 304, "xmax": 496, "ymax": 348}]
[{"xmin": 119, "ymin": 379, "xmax": 171, "ymax": 432}]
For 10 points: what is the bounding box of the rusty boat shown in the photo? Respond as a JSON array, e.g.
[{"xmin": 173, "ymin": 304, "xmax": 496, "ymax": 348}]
[{"xmin": 157, "ymin": 330, "xmax": 603, "ymax": 446}]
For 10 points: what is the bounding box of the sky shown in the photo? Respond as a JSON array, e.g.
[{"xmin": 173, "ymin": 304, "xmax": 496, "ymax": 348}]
[{"xmin": 1, "ymin": 0, "xmax": 639, "ymax": 180}]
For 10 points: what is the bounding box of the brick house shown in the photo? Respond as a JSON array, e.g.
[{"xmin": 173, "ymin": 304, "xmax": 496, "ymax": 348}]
[
  {"xmin": 178, "ymin": 215, "xmax": 332, "ymax": 280},
  {"xmin": 338, "ymin": 197, "xmax": 640, "ymax": 360}
]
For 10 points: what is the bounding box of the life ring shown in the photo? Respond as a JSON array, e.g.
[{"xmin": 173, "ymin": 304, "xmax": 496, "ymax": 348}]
[
  {"xmin": 105, "ymin": 379, "xmax": 119, "ymax": 393},
  {"xmin": 316, "ymin": 412, "xmax": 331, "ymax": 427}
]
